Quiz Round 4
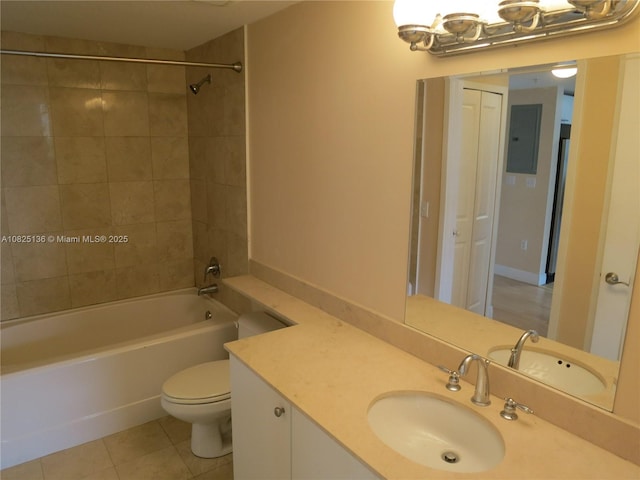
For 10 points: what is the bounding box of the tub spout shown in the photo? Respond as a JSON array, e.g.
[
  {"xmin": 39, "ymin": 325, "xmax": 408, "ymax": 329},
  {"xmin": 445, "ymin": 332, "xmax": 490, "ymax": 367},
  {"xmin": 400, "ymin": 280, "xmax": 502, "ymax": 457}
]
[{"xmin": 198, "ymin": 284, "xmax": 219, "ymax": 296}]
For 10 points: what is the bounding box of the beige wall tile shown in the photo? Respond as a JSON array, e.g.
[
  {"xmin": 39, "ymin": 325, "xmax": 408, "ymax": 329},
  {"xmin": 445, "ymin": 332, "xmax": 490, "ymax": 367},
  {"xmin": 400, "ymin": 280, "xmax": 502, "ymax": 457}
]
[
  {"xmin": 105, "ymin": 137, "xmax": 152, "ymax": 181},
  {"xmin": 1, "ymin": 55, "xmax": 48, "ymax": 86},
  {"xmin": 224, "ymin": 186, "xmax": 247, "ymax": 237},
  {"xmin": 60, "ymin": 183, "xmax": 112, "ymax": 230},
  {"xmin": 1, "ymin": 30, "xmax": 46, "ymax": 50},
  {"xmin": 192, "ymin": 221, "xmax": 209, "ymax": 266},
  {"xmin": 4, "ymin": 186, "xmax": 62, "ymax": 234},
  {"xmin": 188, "ymin": 136, "xmax": 207, "ymax": 179},
  {"xmin": 151, "ymin": 137, "xmax": 189, "ymax": 179},
  {"xmin": 16, "ymin": 276, "xmax": 71, "ymax": 317},
  {"xmin": 69, "ymin": 269, "xmax": 118, "ymax": 308},
  {"xmin": 55, "ymin": 137, "xmax": 107, "ymax": 184},
  {"xmin": 1, "ymin": 243, "xmax": 15, "ymax": 284},
  {"xmin": 46, "ymin": 58, "xmax": 101, "ymax": 88},
  {"xmin": 115, "ymin": 264, "xmax": 161, "ymax": 298},
  {"xmin": 102, "ymin": 91, "xmax": 150, "ymax": 136},
  {"xmin": 109, "ymin": 181, "xmax": 155, "ymax": 225},
  {"xmin": 12, "ymin": 240, "xmax": 68, "ymax": 281},
  {"xmin": 226, "ymin": 231, "xmax": 249, "ymax": 277},
  {"xmin": 224, "ymin": 136, "xmax": 246, "ymax": 187},
  {"xmin": 1, "ymin": 283, "xmax": 20, "ymax": 321},
  {"xmin": 1, "ymin": 137, "xmax": 57, "ymax": 186},
  {"xmin": 154, "ymin": 179, "xmax": 191, "ymax": 222},
  {"xmin": 100, "ymin": 62, "xmax": 147, "ymax": 91},
  {"xmin": 1, "ymin": 85, "xmax": 52, "ymax": 137},
  {"xmin": 50, "ymin": 87, "xmax": 104, "ymax": 136},
  {"xmin": 113, "ymin": 223, "xmax": 157, "ymax": 268},
  {"xmin": 205, "ymin": 137, "xmax": 225, "ymax": 184},
  {"xmin": 45, "ymin": 35, "xmax": 103, "ymax": 55},
  {"xmin": 160, "ymin": 258, "xmax": 194, "ymax": 291},
  {"xmin": 223, "ymin": 83, "xmax": 245, "ymax": 136},
  {"xmin": 157, "ymin": 220, "xmax": 194, "ymax": 261},
  {"xmin": 206, "ymin": 183, "xmax": 226, "ymax": 228},
  {"xmin": 149, "ymin": 94, "xmax": 188, "ymax": 136},
  {"xmin": 64, "ymin": 228, "xmax": 115, "ymax": 274},
  {"xmin": 147, "ymin": 65, "xmax": 186, "ymax": 94},
  {"xmin": 190, "ymin": 179, "xmax": 207, "ymax": 223}
]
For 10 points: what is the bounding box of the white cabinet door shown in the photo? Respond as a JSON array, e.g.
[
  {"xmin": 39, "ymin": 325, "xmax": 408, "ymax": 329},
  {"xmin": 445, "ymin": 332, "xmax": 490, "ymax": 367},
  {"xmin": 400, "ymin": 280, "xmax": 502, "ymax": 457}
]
[
  {"xmin": 291, "ymin": 409, "xmax": 379, "ymax": 480},
  {"xmin": 230, "ymin": 356, "xmax": 291, "ymax": 480}
]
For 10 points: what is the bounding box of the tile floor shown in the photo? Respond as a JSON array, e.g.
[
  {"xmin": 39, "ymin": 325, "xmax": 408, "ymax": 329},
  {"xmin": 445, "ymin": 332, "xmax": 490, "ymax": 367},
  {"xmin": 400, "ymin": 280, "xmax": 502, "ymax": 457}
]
[{"xmin": 0, "ymin": 416, "xmax": 233, "ymax": 480}]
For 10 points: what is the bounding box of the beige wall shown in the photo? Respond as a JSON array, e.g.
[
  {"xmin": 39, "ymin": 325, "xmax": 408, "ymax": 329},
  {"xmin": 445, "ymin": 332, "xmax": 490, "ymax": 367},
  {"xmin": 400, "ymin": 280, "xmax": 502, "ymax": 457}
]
[
  {"xmin": 247, "ymin": 0, "xmax": 640, "ymax": 320},
  {"xmin": 1, "ymin": 32, "xmax": 194, "ymax": 320},
  {"xmin": 496, "ymin": 86, "xmax": 562, "ymax": 282}
]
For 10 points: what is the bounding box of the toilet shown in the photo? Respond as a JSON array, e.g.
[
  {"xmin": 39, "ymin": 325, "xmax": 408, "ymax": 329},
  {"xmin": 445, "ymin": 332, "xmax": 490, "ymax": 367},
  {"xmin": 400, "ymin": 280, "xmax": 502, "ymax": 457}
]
[{"xmin": 161, "ymin": 311, "xmax": 286, "ymax": 458}]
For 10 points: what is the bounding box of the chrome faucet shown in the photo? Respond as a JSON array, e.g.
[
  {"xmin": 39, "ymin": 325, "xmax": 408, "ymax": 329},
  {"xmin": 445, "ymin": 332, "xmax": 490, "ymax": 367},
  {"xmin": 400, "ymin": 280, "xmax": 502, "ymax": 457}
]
[
  {"xmin": 197, "ymin": 284, "xmax": 219, "ymax": 296},
  {"xmin": 508, "ymin": 329, "xmax": 539, "ymax": 369},
  {"xmin": 198, "ymin": 257, "xmax": 221, "ymax": 296},
  {"xmin": 458, "ymin": 354, "xmax": 491, "ymax": 406}
]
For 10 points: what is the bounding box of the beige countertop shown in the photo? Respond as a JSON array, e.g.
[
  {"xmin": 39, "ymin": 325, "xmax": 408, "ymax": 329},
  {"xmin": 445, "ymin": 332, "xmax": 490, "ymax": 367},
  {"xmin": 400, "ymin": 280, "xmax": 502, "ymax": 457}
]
[{"xmin": 224, "ymin": 275, "xmax": 640, "ymax": 479}]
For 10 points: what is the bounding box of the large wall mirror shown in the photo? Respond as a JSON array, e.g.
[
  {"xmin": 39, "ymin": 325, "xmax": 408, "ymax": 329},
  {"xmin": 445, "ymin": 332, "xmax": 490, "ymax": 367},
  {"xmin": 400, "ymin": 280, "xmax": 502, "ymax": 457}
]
[{"xmin": 406, "ymin": 52, "xmax": 639, "ymax": 411}]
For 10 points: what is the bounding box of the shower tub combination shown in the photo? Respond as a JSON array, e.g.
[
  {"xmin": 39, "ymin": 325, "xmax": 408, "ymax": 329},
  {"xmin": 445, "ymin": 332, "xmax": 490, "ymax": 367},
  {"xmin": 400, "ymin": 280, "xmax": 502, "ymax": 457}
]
[{"xmin": 0, "ymin": 288, "xmax": 238, "ymax": 469}]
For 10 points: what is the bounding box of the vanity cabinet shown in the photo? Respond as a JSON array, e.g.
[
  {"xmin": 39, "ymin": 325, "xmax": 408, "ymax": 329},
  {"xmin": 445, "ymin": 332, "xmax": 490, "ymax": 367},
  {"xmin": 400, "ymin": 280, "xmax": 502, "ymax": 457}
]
[{"xmin": 230, "ymin": 355, "xmax": 378, "ymax": 479}]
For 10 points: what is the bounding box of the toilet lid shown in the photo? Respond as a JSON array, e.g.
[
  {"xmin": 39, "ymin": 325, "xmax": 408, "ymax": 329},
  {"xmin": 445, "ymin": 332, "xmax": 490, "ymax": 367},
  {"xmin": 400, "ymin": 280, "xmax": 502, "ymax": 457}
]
[{"xmin": 162, "ymin": 360, "xmax": 230, "ymax": 404}]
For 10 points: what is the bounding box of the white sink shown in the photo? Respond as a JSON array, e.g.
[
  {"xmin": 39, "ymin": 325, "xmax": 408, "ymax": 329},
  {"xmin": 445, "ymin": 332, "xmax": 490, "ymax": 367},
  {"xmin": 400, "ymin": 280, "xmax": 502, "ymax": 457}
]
[
  {"xmin": 488, "ymin": 347, "xmax": 606, "ymax": 396},
  {"xmin": 367, "ymin": 391, "xmax": 504, "ymax": 473}
]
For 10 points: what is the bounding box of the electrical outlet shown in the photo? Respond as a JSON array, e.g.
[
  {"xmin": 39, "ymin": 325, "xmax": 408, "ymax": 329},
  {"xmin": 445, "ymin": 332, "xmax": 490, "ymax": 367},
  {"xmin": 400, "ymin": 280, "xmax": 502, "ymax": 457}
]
[{"xmin": 521, "ymin": 240, "xmax": 528, "ymax": 251}]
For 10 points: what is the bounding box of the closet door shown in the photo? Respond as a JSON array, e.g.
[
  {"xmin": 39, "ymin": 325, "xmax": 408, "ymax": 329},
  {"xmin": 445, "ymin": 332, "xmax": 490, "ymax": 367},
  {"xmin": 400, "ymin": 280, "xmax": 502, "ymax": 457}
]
[{"xmin": 452, "ymin": 89, "xmax": 504, "ymax": 314}]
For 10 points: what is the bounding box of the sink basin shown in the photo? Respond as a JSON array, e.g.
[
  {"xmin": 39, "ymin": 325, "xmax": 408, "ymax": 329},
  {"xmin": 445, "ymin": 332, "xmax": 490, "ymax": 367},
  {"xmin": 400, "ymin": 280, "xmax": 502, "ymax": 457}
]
[
  {"xmin": 368, "ymin": 391, "xmax": 504, "ymax": 473},
  {"xmin": 488, "ymin": 347, "xmax": 606, "ymax": 396}
]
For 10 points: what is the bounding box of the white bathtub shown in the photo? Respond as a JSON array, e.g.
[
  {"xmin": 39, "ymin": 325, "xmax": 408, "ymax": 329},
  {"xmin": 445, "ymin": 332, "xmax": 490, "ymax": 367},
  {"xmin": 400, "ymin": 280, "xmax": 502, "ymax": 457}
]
[{"xmin": 0, "ymin": 288, "xmax": 238, "ymax": 469}]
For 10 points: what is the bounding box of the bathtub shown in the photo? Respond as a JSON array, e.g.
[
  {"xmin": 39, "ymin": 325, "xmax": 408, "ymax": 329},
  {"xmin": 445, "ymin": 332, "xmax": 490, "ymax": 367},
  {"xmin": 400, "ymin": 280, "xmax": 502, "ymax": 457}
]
[{"xmin": 0, "ymin": 288, "xmax": 238, "ymax": 469}]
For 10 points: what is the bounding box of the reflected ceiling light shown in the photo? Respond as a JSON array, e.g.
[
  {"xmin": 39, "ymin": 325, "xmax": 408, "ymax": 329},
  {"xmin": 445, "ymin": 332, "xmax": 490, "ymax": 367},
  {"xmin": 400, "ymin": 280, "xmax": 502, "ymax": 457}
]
[
  {"xmin": 393, "ymin": 0, "xmax": 640, "ymax": 56},
  {"xmin": 552, "ymin": 66, "xmax": 578, "ymax": 77}
]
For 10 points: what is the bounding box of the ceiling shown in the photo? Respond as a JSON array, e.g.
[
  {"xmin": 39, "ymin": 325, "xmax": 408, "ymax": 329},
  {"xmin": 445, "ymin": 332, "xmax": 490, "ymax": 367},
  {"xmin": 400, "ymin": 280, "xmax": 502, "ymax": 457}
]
[{"xmin": 0, "ymin": 0, "xmax": 297, "ymax": 51}]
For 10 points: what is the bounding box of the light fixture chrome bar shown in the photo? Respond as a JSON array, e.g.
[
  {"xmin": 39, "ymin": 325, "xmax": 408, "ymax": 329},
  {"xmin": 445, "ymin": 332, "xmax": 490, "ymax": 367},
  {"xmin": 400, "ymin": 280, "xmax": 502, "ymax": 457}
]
[
  {"xmin": 0, "ymin": 49, "xmax": 243, "ymax": 72},
  {"xmin": 396, "ymin": 0, "xmax": 640, "ymax": 56}
]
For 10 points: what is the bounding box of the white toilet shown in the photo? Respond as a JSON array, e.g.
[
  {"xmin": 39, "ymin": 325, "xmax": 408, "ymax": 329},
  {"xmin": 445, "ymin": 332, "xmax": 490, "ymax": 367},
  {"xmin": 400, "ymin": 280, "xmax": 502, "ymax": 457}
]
[{"xmin": 161, "ymin": 311, "xmax": 286, "ymax": 458}]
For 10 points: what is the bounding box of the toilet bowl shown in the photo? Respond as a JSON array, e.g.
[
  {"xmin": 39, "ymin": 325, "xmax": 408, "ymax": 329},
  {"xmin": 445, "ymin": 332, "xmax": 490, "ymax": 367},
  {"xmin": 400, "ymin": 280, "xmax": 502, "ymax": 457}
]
[
  {"xmin": 161, "ymin": 360, "xmax": 232, "ymax": 458},
  {"xmin": 161, "ymin": 312, "xmax": 286, "ymax": 458}
]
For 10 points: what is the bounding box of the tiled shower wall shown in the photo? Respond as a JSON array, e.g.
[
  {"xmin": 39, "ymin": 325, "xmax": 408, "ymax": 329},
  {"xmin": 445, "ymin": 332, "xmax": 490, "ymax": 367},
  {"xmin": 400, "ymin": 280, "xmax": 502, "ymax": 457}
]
[
  {"xmin": 186, "ymin": 29, "xmax": 249, "ymax": 301},
  {"xmin": 0, "ymin": 32, "xmax": 194, "ymax": 320}
]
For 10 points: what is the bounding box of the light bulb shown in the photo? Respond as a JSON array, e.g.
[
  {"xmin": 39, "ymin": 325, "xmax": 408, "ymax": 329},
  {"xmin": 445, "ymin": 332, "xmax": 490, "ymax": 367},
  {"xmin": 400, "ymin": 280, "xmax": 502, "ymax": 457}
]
[
  {"xmin": 392, "ymin": 0, "xmax": 441, "ymax": 27},
  {"xmin": 552, "ymin": 66, "xmax": 578, "ymax": 78}
]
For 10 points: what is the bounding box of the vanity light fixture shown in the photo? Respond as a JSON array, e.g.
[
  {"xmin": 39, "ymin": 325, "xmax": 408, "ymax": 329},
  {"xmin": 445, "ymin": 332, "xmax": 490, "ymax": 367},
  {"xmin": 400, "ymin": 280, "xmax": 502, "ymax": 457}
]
[{"xmin": 393, "ymin": 0, "xmax": 640, "ymax": 56}]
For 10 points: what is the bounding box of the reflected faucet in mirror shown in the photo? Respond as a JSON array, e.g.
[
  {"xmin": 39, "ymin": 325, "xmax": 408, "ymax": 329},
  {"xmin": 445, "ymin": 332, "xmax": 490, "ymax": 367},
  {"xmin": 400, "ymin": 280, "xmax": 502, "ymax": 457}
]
[
  {"xmin": 404, "ymin": 52, "xmax": 639, "ymax": 412},
  {"xmin": 508, "ymin": 330, "xmax": 539, "ymax": 369}
]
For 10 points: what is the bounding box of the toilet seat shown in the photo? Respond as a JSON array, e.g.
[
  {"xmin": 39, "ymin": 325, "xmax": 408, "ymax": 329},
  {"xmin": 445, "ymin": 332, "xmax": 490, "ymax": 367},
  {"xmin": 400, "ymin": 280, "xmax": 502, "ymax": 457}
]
[{"xmin": 162, "ymin": 360, "xmax": 230, "ymax": 405}]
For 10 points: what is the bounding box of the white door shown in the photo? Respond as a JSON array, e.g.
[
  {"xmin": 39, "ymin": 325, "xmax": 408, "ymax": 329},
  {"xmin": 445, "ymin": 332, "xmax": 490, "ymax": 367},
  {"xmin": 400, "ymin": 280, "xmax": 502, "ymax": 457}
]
[
  {"xmin": 451, "ymin": 88, "xmax": 504, "ymax": 315},
  {"xmin": 589, "ymin": 54, "xmax": 640, "ymax": 360}
]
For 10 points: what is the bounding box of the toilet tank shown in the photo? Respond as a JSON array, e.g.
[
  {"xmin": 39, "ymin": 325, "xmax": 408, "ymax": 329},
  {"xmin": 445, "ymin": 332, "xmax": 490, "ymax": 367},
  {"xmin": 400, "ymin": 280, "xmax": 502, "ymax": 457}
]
[{"xmin": 237, "ymin": 312, "xmax": 287, "ymax": 339}]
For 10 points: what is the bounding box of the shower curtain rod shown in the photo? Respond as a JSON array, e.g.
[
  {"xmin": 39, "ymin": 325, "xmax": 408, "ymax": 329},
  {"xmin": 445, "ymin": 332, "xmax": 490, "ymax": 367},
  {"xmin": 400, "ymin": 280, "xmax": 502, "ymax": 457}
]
[{"xmin": 0, "ymin": 49, "xmax": 243, "ymax": 72}]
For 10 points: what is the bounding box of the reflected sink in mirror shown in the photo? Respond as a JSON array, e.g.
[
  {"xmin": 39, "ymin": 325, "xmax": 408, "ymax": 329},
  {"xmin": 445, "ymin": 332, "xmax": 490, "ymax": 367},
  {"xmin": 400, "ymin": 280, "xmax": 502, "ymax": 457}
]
[
  {"xmin": 488, "ymin": 347, "xmax": 606, "ymax": 396},
  {"xmin": 368, "ymin": 391, "xmax": 504, "ymax": 473}
]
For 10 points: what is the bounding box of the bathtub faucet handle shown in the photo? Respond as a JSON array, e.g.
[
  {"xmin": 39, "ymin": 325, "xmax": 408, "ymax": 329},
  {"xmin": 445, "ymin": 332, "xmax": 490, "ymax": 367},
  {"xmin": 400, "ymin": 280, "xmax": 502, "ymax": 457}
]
[{"xmin": 204, "ymin": 257, "xmax": 221, "ymax": 281}]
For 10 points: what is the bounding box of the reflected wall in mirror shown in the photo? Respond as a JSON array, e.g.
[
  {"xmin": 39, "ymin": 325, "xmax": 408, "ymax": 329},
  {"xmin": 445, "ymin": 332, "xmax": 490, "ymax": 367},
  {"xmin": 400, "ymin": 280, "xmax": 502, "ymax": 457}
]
[{"xmin": 406, "ymin": 53, "xmax": 640, "ymax": 411}]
